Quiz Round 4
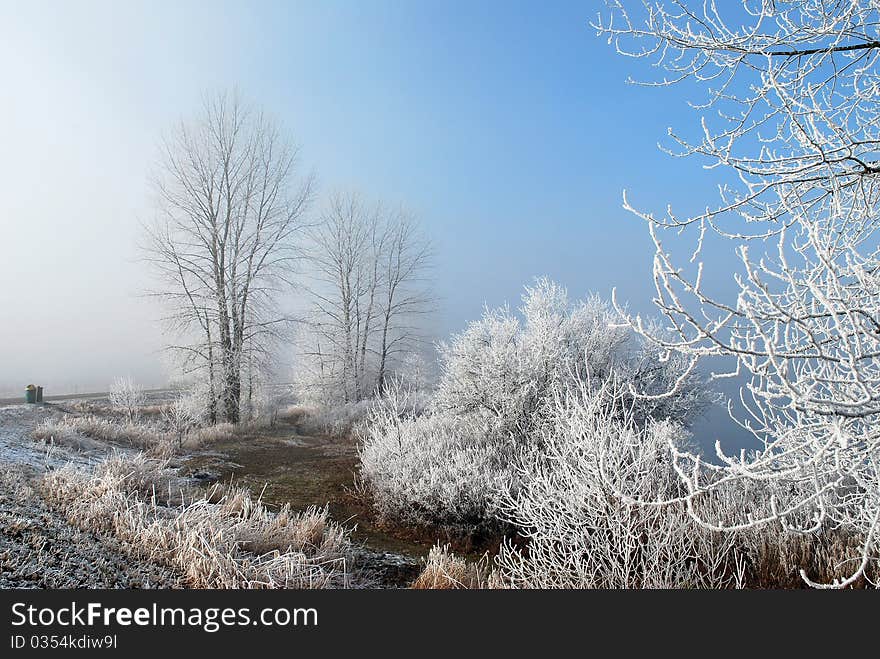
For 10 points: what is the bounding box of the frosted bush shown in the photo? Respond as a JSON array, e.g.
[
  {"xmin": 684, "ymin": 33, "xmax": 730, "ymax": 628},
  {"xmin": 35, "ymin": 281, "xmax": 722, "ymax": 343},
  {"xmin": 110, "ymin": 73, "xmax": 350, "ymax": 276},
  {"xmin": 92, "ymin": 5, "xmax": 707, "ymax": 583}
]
[
  {"xmin": 109, "ymin": 376, "xmax": 146, "ymax": 423},
  {"xmin": 359, "ymin": 399, "xmax": 514, "ymax": 528},
  {"xmin": 435, "ymin": 278, "xmax": 708, "ymax": 439},
  {"xmin": 491, "ymin": 378, "xmax": 877, "ymax": 588},
  {"xmin": 394, "ymin": 352, "xmax": 437, "ymax": 395},
  {"xmin": 161, "ymin": 393, "xmax": 200, "ymax": 451},
  {"xmin": 170, "ymin": 378, "xmax": 219, "ymax": 425},
  {"xmin": 493, "ymin": 380, "xmax": 740, "ymax": 589},
  {"xmin": 294, "ymin": 346, "xmax": 435, "ymax": 436},
  {"xmin": 374, "ymin": 374, "xmax": 432, "ymax": 420},
  {"xmin": 358, "ymin": 278, "xmax": 711, "ymax": 529},
  {"xmin": 297, "ymin": 399, "xmax": 374, "ymax": 437}
]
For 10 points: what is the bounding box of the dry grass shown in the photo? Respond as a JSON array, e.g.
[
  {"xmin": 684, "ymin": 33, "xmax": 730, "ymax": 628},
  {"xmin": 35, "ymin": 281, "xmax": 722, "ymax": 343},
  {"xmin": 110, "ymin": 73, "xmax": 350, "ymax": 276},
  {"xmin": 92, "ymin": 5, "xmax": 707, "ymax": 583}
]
[
  {"xmin": 179, "ymin": 423, "xmax": 235, "ymax": 449},
  {"xmin": 290, "ymin": 402, "xmax": 372, "ymax": 438},
  {"xmin": 410, "ymin": 544, "xmax": 495, "ymax": 589},
  {"xmin": 32, "ymin": 415, "xmax": 235, "ymax": 458},
  {"xmin": 69, "ymin": 400, "xmax": 174, "ymax": 418},
  {"xmin": 139, "ymin": 403, "xmax": 173, "ymax": 417},
  {"xmin": 39, "ymin": 454, "xmax": 353, "ymax": 589},
  {"xmin": 94, "ymin": 453, "xmax": 189, "ymax": 504},
  {"xmin": 33, "ymin": 415, "xmax": 167, "ymax": 450},
  {"xmin": 68, "ymin": 400, "xmax": 114, "ymax": 415},
  {"xmin": 742, "ymin": 526, "xmax": 878, "ymax": 589}
]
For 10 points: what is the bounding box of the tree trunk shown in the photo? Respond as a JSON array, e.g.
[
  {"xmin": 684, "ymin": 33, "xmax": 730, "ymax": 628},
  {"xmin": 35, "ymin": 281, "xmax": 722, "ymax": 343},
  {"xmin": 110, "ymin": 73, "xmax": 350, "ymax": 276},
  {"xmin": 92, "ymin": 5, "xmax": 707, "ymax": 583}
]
[{"xmin": 206, "ymin": 311, "xmax": 218, "ymax": 424}]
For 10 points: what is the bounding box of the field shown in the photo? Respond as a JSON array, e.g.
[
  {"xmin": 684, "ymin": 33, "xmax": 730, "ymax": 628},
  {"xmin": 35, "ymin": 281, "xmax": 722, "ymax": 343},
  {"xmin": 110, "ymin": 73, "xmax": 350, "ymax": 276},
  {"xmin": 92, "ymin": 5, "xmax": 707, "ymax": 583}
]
[{"xmin": 0, "ymin": 394, "xmax": 492, "ymax": 589}]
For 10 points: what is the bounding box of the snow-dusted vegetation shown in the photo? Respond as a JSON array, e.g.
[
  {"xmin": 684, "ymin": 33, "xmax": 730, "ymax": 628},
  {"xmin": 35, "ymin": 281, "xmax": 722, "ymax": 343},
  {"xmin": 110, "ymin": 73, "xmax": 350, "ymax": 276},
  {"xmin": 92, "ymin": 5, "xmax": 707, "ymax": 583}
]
[
  {"xmin": 359, "ymin": 279, "xmax": 709, "ymax": 535},
  {"xmin": 41, "ymin": 453, "xmax": 352, "ymax": 588},
  {"xmin": 108, "ymin": 376, "xmax": 146, "ymax": 423},
  {"xmin": 145, "ymin": 92, "xmax": 312, "ymax": 425},
  {"xmin": 362, "ymin": 278, "xmax": 879, "ymax": 588},
  {"xmin": 493, "ymin": 382, "xmax": 741, "ymax": 589},
  {"xmin": 33, "ymin": 378, "xmax": 239, "ymax": 458},
  {"xmin": 433, "ymin": 277, "xmax": 708, "ymax": 431},
  {"xmin": 361, "ymin": 0, "xmax": 880, "ymax": 589},
  {"xmin": 590, "ymin": 0, "xmax": 880, "ymax": 588}
]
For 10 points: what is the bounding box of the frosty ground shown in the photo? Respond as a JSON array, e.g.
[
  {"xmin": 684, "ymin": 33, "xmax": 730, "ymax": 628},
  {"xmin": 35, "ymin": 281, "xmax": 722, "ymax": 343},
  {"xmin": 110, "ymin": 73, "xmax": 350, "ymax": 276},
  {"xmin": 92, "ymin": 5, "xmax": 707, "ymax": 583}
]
[
  {"xmin": 0, "ymin": 399, "xmax": 423, "ymax": 589},
  {"xmin": 0, "ymin": 404, "xmax": 183, "ymax": 587}
]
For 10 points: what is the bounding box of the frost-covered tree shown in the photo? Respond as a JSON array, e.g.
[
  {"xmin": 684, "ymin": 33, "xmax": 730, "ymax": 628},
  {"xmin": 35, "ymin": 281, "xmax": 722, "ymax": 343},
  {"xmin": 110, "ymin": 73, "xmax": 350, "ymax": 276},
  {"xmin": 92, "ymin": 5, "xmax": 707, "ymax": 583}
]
[
  {"xmin": 297, "ymin": 191, "xmax": 433, "ymax": 405},
  {"xmin": 161, "ymin": 392, "xmax": 200, "ymax": 451},
  {"xmin": 597, "ymin": 0, "xmax": 880, "ymax": 586},
  {"xmin": 109, "ymin": 376, "xmax": 146, "ymax": 423},
  {"xmin": 145, "ymin": 91, "xmax": 313, "ymax": 423}
]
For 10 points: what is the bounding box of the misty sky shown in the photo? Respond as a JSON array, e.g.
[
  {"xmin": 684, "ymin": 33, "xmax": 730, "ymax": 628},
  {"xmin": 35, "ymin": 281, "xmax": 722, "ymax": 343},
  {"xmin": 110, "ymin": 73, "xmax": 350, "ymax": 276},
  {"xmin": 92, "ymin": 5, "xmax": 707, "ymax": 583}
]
[{"xmin": 0, "ymin": 1, "xmax": 748, "ymax": 446}]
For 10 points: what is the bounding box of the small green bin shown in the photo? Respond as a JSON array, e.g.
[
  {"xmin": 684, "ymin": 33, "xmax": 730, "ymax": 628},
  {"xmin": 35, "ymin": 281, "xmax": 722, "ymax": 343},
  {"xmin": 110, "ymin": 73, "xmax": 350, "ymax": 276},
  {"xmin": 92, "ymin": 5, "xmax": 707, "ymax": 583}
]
[{"xmin": 25, "ymin": 384, "xmax": 36, "ymax": 404}]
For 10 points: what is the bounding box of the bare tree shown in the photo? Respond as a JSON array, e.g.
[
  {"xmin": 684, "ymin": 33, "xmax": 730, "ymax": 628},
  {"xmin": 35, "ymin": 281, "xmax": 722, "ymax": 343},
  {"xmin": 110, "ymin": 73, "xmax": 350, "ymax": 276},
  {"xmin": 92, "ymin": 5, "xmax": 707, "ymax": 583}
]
[
  {"xmin": 375, "ymin": 213, "xmax": 435, "ymax": 392},
  {"xmin": 597, "ymin": 1, "xmax": 880, "ymax": 587},
  {"xmin": 109, "ymin": 376, "xmax": 146, "ymax": 423},
  {"xmin": 297, "ymin": 191, "xmax": 433, "ymax": 404},
  {"xmin": 145, "ymin": 91, "xmax": 313, "ymax": 423}
]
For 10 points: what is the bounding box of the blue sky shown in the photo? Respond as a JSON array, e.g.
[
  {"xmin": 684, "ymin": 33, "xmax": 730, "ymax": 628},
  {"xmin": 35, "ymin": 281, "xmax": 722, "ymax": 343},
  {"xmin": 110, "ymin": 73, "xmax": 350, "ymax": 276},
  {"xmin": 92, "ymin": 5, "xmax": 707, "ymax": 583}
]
[
  {"xmin": 214, "ymin": 1, "xmax": 722, "ymax": 326},
  {"xmin": 0, "ymin": 1, "xmax": 748, "ymax": 446}
]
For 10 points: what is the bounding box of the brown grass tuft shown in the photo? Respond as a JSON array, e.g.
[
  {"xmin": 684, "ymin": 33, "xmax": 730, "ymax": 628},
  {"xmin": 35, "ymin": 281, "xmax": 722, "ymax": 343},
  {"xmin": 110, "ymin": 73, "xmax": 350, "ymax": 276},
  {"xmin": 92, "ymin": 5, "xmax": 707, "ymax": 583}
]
[
  {"xmin": 411, "ymin": 544, "xmax": 495, "ymax": 589},
  {"xmin": 742, "ymin": 526, "xmax": 878, "ymax": 589},
  {"xmin": 179, "ymin": 423, "xmax": 235, "ymax": 449},
  {"xmin": 39, "ymin": 454, "xmax": 352, "ymax": 589}
]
